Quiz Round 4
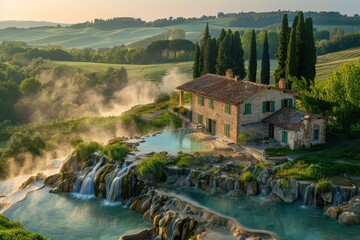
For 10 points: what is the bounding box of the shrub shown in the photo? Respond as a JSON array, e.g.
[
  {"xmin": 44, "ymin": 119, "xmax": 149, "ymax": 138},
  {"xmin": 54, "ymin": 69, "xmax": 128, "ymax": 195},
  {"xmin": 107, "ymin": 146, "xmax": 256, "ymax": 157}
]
[
  {"xmin": 154, "ymin": 93, "xmax": 170, "ymax": 104},
  {"xmin": 316, "ymin": 178, "xmax": 332, "ymax": 193},
  {"xmin": 70, "ymin": 136, "xmax": 83, "ymax": 148},
  {"xmin": 74, "ymin": 141, "xmax": 102, "ymax": 161},
  {"xmin": 279, "ymin": 178, "xmax": 291, "ymax": 189},
  {"xmin": 238, "ymin": 133, "xmax": 249, "ymax": 145},
  {"xmin": 176, "ymin": 155, "xmax": 192, "ymax": 167},
  {"xmin": 178, "ymin": 107, "xmax": 188, "ymax": 115},
  {"xmin": 240, "ymin": 171, "xmax": 254, "ymax": 182},
  {"xmin": 101, "ymin": 142, "xmax": 131, "ymax": 162},
  {"xmin": 136, "ymin": 153, "xmax": 169, "ymax": 181}
]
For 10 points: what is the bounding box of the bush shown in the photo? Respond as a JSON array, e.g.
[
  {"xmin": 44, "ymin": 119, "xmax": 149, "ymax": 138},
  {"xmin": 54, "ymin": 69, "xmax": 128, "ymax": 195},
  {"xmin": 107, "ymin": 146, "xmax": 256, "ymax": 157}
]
[
  {"xmin": 176, "ymin": 155, "xmax": 192, "ymax": 167},
  {"xmin": 154, "ymin": 93, "xmax": 170, "ymax": 104},
  {"xmin": 101, "ymin": 142, "xmax": 131, "ymax": 162},
  {"xmin": 136, "ymin": 153, "xmax": 169, "ymax": 181},
  {"xmin": 316, "ymin": 178, "xmax": 332, "ymax": 193},
  {"xmin": 74, "ymin": 141, "xmax": 102, "ymax": 161},
  {"xmin": 279, "ymin": 178, "xmax": 291, "ymax": 189},
  {"xmin": 238, "ymin": 133, "xmax": 249, "ymax": 145},
  {"xmin": 240, "ymin": 171, "xmax": 254, "ymax": 182},
  {"xmin": 178, "ymin": 107, "xmax": 187, "ymax": 115},
  {"xmin": 70, "ymin": 136, "xmax": 83, "ymax": 148}
]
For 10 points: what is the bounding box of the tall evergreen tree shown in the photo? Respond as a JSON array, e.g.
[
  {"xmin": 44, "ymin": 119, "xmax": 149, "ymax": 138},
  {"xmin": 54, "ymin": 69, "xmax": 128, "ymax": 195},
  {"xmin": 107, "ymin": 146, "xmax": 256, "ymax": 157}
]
[
  {"xmin": 261, "ymin": 31, "xmax": 270, "ymax": 85},
  {"xmin": 248, "ymin": 29, "xmax": 257, "ymax": 82},
  {"xmin": 192, "ymin": 43, "xmax": 201, "ymax": 78},
  {"xmin": 274, "ymin": 14, "xmax": 289, "ymax": 83},
  {"xmin": 295, "ymin": 11, "xmax": 306, "ymax": 79},
  {"xmin": 218, "ymin": 28, "xmax": 226, "ymax": 45},
  {"xmin": 199, "ymin": 23, "xmax": 211, "ymax": 75},
  {"xmin": 202, "ymin": 38, "xmax": 218, "ymax": 74},
  {"xmin": 231, "ymin": 30, "xmax": 246, "ymax": 79},
  {"xmin": 216, "ymin": 30, "xmax": 232, "ymax": 75},
  {"xmin": 285, "ymin": 27, "xmax": 297, "ymax": 88},
  {"xmin": 303, "ymin": 18, "xmax": 317, "ymax": 83}
]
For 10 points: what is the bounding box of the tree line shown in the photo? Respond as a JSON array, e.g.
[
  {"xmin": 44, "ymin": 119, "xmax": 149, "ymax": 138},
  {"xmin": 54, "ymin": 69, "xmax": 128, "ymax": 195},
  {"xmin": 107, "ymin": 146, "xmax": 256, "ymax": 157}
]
[
  {"xmin": 192, "ymin": 24, "xmax": 271, "ymax": 84},
  {"xmin": 0, "ymin": 40, "xmax": 195, "ymax": 66}
]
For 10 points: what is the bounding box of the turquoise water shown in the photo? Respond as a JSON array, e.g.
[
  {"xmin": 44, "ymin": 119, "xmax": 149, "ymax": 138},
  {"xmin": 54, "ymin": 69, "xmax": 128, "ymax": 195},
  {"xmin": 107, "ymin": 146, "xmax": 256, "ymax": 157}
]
[
  {"xmin": 4, "ymin": 187, "xmax": 150, "ymax": 240},
  {"xmin": 137, "ymin": 129, "xmax": 204, "ymax": 155},
  {"xmin": 169, "ymin": 187, "xmax": 359, "ymax": 240}
]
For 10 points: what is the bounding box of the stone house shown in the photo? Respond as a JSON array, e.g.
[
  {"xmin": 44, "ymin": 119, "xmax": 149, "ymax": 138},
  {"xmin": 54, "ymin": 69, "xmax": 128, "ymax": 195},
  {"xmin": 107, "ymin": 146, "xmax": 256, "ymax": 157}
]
[{"xmin": 176, "ymin": 71, "xmax": 326, "ymax": 149}]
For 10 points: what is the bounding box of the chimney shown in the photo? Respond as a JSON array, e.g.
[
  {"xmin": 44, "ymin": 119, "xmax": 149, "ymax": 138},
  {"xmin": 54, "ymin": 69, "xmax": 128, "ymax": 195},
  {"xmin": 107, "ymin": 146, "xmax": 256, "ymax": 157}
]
[
  {"xmin": 226, "ymin": 69, "xmax": 233, "ymax": 79},
  {"xmin": 278, "ymin": 79, "xmax": 286, "ymax": 89}
]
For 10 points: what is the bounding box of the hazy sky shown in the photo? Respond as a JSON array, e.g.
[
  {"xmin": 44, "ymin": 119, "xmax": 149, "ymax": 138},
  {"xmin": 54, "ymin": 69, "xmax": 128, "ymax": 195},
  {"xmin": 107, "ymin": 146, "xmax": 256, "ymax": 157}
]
[{"xmin": 0, "ymin": 0, "xmax": 359, "ymax": 23}]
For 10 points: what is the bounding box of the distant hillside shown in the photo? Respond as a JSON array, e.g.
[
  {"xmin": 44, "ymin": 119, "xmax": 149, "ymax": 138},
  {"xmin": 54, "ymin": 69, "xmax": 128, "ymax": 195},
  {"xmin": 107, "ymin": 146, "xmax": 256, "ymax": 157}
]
[
  {"xmin": 0, "ymin": 20, "xmax": 66, "ymax": 29},
  {"xmin": 316, "ymin": 47, "xmax": 360, "ymax": 81}
]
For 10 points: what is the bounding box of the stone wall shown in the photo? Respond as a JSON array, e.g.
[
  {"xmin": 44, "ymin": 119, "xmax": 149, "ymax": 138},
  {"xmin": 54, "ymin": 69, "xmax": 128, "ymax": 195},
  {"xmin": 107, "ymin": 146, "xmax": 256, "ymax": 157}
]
[
  {"xmin": 191, "ymin": 94, "xmax": 239, "ymax": 142},
  {"xmin": 239, "ymin": 89, "xmax": 295, "ymax": 126}
]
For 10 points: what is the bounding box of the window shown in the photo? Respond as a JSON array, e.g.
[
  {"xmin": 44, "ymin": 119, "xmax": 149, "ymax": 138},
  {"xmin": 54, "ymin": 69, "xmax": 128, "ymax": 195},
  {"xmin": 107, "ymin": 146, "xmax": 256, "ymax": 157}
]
[
  {"xmin": 244, "ymin": 103, "xmax": 251, "ymax": 115},
  {"xmin": 197, "ymin": 96, "xmax": 204, "ymax": 106},
  {"xmin": 262, "ymin": 101, "xmax": 275, "ymax": 113},
  {"xmin": 313, "ymin": 129, "xmax": 319, "ymax": 141},
  {"xmin": 281, "ymin": 131, "xmax": 288, "ymax": 144},
  {"xmin": 197, "ymin": 114, "xmax": 203, "ymax": 124},
  {"xmin": 224, "ymin": 124, "xmax": 230, "ymax": 137},
  {"xmin": 281, "ymin": 98, "xmax": 293, "ymax": 108},
  {"xmin": 208, "ymin": 99, "xmax": 214, "ymax": 109},
  {"xmin": 224, "ymin": 103, "xmax": 231, "ymax": 114}
]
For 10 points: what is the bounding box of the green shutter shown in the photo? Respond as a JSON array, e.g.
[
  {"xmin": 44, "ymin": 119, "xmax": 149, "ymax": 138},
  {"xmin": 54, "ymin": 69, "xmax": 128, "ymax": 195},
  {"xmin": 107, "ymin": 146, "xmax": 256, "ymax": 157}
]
[
  {"xmin": 289, "ymin": 99, "xmax": 293, "ymax": 108},
  {"xmin": 262, "ymin": 102, "xmax": 266, "ymax": 113},
  {"xmin": 281, "ymin": 99, "xmax": 285, "ymax": 108},
  {"xmin": 282, "ymin": 131, "xmax": 288, "ymax": 144},
  {"xmin": 271, "ymin": 101, "xmax": 275, "ymax": 112}
]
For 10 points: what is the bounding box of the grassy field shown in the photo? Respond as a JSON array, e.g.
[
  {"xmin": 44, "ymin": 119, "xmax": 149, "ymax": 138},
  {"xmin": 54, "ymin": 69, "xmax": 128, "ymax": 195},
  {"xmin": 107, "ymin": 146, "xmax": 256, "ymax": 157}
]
[{"xmin": 316, "ymin": 47, "xmax": 360, "ymax": 81}]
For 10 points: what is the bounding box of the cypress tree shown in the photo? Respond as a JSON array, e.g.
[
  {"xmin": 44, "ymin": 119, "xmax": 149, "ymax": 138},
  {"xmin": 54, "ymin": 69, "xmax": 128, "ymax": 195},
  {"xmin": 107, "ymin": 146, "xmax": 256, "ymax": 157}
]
[
  {"xmin": 274, "ymin": 14, "xmax": 289, "ymax": 83},
  {"xmin": 231, "ymin": 30, "xmax": 246, "ymax": 79},
  {"xmin": 304, "ymin": 18, "xmax": 317, "ymax": 83},
  {"xmin": 216, "ymin": 30, "xmax": 232, "ymax": 75},
  {"xmin": 192, "ymin": 43, "xmax": 201, "ymax": 78},
  {"xmin": 202, "ymin": 38, "xmax": 217, "ymax": 74},
  {"xmin": 199, "ymin": 23, "xmax": 211, "ymax": 75},
  {"xmin": 248, "ymin": 29, "xmax": 257, "ymax": 82},
  {"xmin": 218, "ymin": 28, "xmax": 226, "ymax": 45},
  {"xmin": 295, "ymin": 11, "xmax": 306, "ymax": 79},
  {"xmin": 261, "ymin": 31, "xmax": 270, "ymax": 85},
  {"xmin": 285, "ymin": 27, "xmax": 297, "ymax": 88}
]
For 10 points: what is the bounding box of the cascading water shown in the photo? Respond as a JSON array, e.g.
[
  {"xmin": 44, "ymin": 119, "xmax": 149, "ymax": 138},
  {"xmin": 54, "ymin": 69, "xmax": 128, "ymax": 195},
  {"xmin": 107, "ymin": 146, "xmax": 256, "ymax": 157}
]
[
  {"xmin": 77, "ymin": 157, "xmax": 104, "ymax": 196},
  {"xmin": 234, "ymin": 179, "xmax": 240, "ymax": 191},
  {"xmin": 303, "ymin": 184, "xmax": 314, "ymax": 206},
  {"xmin": 106, "ymin": 166, "xmax": 128, "ymax": 202}
]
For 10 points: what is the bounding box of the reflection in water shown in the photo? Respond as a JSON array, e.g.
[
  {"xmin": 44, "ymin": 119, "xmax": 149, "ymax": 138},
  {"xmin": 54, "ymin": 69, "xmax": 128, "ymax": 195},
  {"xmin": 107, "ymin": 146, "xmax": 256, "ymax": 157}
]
[{"xmin": 4, "ymin": 187, "xmax": 150, "ymax": 240}]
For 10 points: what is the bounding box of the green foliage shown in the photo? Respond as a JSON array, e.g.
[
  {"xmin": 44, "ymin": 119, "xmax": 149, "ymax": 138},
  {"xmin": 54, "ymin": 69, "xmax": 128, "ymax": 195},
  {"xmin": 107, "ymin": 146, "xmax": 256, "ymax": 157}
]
[
  {"xmin": 19, "ymin": 77, "xmax": 41, "ymax": 96},
  {"xmin": 238, "ymin": 133, "xmax": 249, "ymax": 145},
  {"xmin": 175, "ymin": 153, "xmax": 203, "ymax": 167},
  {"xmin": 295, "ymin": 11, "xmax": 306, "ymax": 80},
  {"xmin": 274, "ymin": 14, "xmax": 289, "ymax": 83},
  {"xmin": 202, "ymin": 38, "xmax": 217, "ymax": 75},
  {"xmin": 136, "ymin": 153, "xmax": 169, "ymax": 181},
  {"xmin": 285, "ymin": 27, "xmax": 297, "ymax": 85},
  {"xmin": 154, "ymin": 93, "xmax": 170, "ymax": 104},
  {"xmin": 261, "ymin": 31, "xmax": 270, "ymax": 85},
  {"xmin": 231, "ymin": 31, "xmax": 246, "ymax": 79},
  {"xmin": 0, "ymin": 214, "xmax": 47, "ymax": 240},
  {"xmin": 248, "ymin": 29, "xmax": 257, "ymax": 82},
  {"xmin": 240, "ymin": 171, "xmax": 254, "ymax": 182},
  {"xmin": 74, "ymin": 141, "xmax": 102, "ymax": 161},
  {"xmin": 216, "ymin": 29, "xmax": 232, "ymax": 75},
  {"xmin": 69, "ymin": 136, "xmax": 84, "ymax": 148},
  {"xmin": 279, "ymin": 178, "xmax": 291, "ymax": 189},
  {"xmin": 316, "ymin": 179, "xmax": 332, "ymax": 193},
  {"xmin": 192, "ymin": 43, "xmax": 201, "ymax": 78},
  {"xmin": 101, "ymin": 142, "xmax": 130, "ymax": 162},
  {"xmin": 176, "ymin": 155, "xmax": 193, "ymax": 167},
  {"xmin": 303, "ymin": 18, "xmax": 317, "ymax": 82}
]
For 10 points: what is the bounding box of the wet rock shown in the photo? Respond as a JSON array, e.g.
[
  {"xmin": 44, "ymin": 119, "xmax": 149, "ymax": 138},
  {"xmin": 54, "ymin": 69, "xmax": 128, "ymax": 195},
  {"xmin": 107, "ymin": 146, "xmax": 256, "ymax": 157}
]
[
  {"xmin": 270, "ymin": 193, "xmax": 282, "ymax": 203},
  {"xmin": 44, "ymin": 173, "xmax": 61, "ymax": 186},
  {"xmin": 349, "ymin": 196, "xmax": 360, "ymax": 214},
  {"xmin": 247, "ymin": 182, "xmax": 259, "ymax": 196},
  {"xmin": 339, "ymin": 211, "xmax": 360, "ymax": 224},
  {"xmin": 325, "ymin": 207, "xmax": 341, "ymax": 220},
  {"xmin": 166, "ymin": 175, "xmax": 178, "ymax": 184},
  {"xmin": 321, "ymin": 192, "xmax": 332, "ymax": 203},
  {"xmin": 60, "ymin": 154, "xmax": 79, "ymax": 173},
  {"xmin": 256, "ymin": 168, "xmax": 270, "ymax": 185},
  {"xmin": 119, "ymin": 228, "xmax": 153, "ymax": 240},
  {"xmin": 271, "ymin": 179, "xmax": 298, "ymax": 203},
  {"xmin": 19, "ymin": 176, "xmax": 36, "ymax": 189}
]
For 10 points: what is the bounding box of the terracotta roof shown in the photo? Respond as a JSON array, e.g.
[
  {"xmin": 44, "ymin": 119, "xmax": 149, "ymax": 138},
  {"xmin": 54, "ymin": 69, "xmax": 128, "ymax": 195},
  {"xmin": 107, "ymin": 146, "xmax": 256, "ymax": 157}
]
[
  {"xmin": 262, "ymin": 108, "xmax": 324, "ymax": 131},
  {"xmin": 176, "ymin": 74, "xmax": 293, "ymax": 104}
]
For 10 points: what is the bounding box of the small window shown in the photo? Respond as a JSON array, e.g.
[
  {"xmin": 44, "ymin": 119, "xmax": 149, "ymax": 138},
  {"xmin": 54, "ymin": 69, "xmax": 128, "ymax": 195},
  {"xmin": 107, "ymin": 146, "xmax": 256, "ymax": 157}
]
[
  {"xmin": 197, "ymin": 114, "xmax": 203, "ymax": 124},
  {"xmin": 281, "ymin": 131, "xmax": 288, "ymax": 144},
  {"xmin": 244, "ymin": 103, "xmax": 251, "ymax": 115},
  {"xmin": 313, "ymin": 129, "xmax": 319, "ymax": 141},
  {"xmin": 208, "ymin": 99, "xmax": 214, "ymax": 109},
  {"xmin": 224, "ymin": 103, "xmax": 231, "ymax": 114},
  {"xmin": 224, "ymin": 124, "xmax": 230, "ymax": 137},
  {"xmin": 262, "ymin": 101, "xmax": 275, "ymax": 113},
  {"xmin": 281, "ymin": 99, "xmax": 293, "ymax": 108},
  {"xmin": 197, "ymin": 96, "xmax": 204, "ymax": 106}
]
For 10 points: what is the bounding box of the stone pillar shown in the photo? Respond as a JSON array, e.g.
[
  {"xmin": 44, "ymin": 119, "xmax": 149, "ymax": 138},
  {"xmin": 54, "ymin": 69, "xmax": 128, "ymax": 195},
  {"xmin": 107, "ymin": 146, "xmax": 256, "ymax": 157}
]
[{"xmin": 179, "ymin": 90, "xmax": 184, "ymax": 106}]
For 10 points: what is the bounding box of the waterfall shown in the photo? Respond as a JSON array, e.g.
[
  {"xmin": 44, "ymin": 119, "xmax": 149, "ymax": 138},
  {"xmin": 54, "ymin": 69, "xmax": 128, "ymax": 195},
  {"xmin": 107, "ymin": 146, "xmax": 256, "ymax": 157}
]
[
  {"xmin": 314, "ymin": 186, "xmax": 317, "ymax": 207},
  {"xmin": 78, "ymin": 158, "xmax": 104, "ymax": 196},
  {"xmin": 334, "ymin": 191, "xmax": 341, "ymax": 206},
  {"xmin": 212, "ymin": 178, "xmax": 217, "ymax": 189},
  {"xmin": 234, "ymin": 180, "xmax": 240, "ymax": 191},
  {"xmin": 260, "ymin": 188, "xmax": 267, "ymax": 198},
  {"xmin": 303, "ymin": 184, "xmax": 314, "ymax": 206},
  {"xmin": 106, "ymin": 166, "xmax": 129, "ymax": 202}
]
